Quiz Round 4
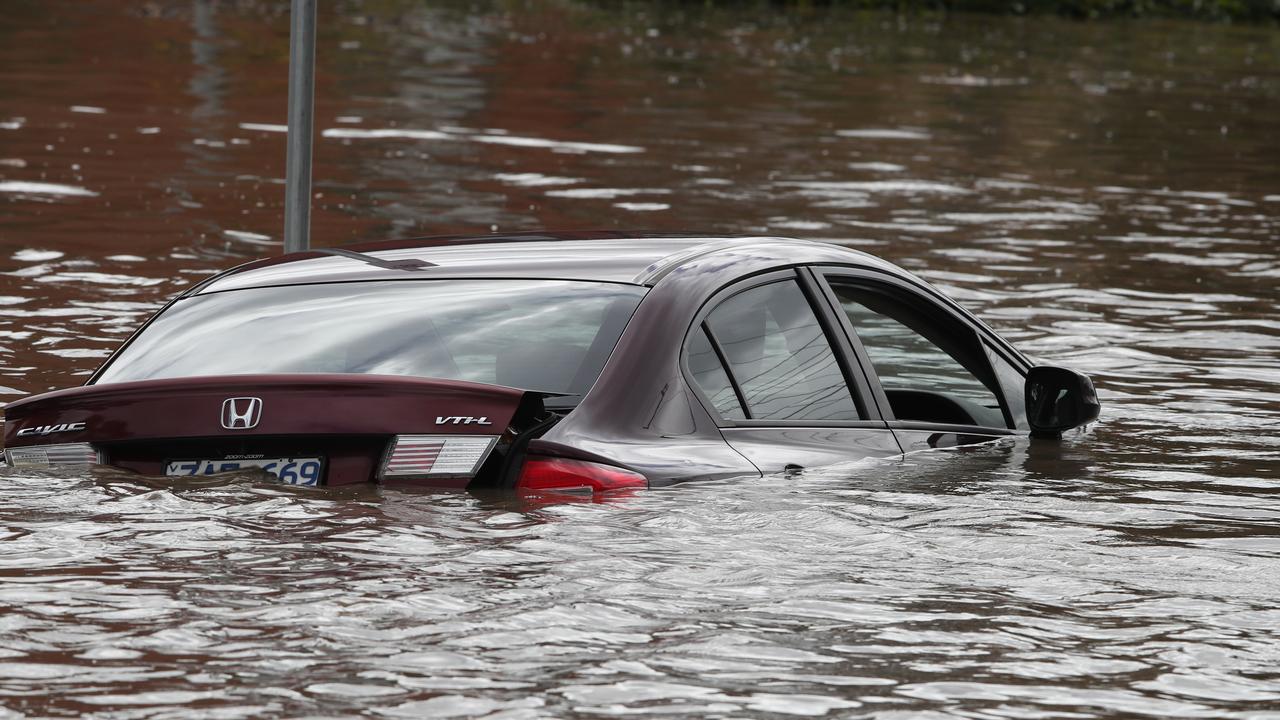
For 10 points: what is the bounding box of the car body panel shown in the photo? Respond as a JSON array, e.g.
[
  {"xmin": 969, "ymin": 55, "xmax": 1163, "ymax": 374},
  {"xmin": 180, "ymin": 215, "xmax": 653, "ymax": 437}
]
[
  {"xmin": 539, "ymin": 239, "xmax": 915, "ymax": 484},
  {"xmin": 890, "ymin": 426, "xmax": 1017, "ymax": 454},
  {"xmin": 3, "ymin": 374, "xmax": 536, "ymax": 486},
  {"xmin": 531, "ymin": 434, "xmax": 761, "ymax": 488},
  {"xmin": 193, "ymin": 233, "xmax": 909, "ymax": 295},
  {"xmin": 196, "ymin": 235, "xmax": 718, "ymax": 295},
  {"xmin": 719, "ymin": 426, "xmax": 903, "ymax": 472},
  {"xmin": 4, "ymin": 374, "xmax": 527, "ymax": 445}
]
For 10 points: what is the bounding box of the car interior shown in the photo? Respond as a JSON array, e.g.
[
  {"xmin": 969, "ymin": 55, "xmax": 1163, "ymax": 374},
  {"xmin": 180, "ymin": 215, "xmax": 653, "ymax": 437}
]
[
  {"xmin": 706, "ymin": 280, "xmax": 860, "ymax": 422},
  {"xmin": 830, "ymin": 281, "xmax": 1009, "ymax": 429}
]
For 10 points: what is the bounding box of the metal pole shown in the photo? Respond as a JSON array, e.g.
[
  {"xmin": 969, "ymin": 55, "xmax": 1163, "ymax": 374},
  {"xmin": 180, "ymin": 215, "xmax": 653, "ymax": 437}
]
[{"xmin": 283, "ymin": 0, "xmax": 316, "ymax": 253}]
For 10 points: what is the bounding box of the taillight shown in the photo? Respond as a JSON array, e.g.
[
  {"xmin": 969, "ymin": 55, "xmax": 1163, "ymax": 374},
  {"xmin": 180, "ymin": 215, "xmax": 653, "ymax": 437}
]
[
  {"xmin": 5, "ymin": 443, "xmax": 98, "ymax": 468},
  {"xmin": 516, "ymin": 456, "xmax": 648, "ymax": 494},
  {"xmin": 380, "ymin": 435, "xmax": 498, "ymax": 480}
]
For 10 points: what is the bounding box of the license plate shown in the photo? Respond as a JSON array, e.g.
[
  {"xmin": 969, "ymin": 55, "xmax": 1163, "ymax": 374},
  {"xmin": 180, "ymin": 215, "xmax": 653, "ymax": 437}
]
[{"xmin": 164, "ymin": 457, "xmax": 323, "ymax": 487}]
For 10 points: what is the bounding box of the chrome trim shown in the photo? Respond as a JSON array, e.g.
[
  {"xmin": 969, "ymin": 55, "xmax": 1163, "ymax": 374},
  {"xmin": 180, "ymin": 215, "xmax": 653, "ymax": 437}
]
[{"xmin": 221, "ymin": 397, "xmax": 263, "ymax": 430}]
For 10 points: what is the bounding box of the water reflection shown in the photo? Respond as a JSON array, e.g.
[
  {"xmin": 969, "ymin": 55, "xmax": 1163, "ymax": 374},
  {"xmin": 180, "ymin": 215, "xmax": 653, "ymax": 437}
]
[{"xmin": 0, "ymin": 0, "xmax": 1277, "ymax": 716}]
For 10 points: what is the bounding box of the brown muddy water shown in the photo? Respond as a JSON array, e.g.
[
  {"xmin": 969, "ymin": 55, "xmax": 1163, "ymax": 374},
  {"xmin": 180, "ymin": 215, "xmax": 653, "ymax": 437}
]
[{"xmin": 2, "ymin": 1, "xmax": 1280, "ymax": 717}]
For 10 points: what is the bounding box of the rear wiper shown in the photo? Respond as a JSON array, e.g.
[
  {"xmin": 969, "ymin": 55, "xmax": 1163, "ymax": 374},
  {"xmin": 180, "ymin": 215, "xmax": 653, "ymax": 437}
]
[{"xmin": 311, "ymin": 247, "xmax": 437, "ymax": 271}]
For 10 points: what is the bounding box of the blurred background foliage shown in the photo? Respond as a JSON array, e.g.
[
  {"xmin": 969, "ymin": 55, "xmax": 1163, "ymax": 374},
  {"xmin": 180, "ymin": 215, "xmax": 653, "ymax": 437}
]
[
  {"xmin": 79, "ymin": 0, "xmax": 1277, "ymax": 25},
  {"xmin": 587, "ymin": 0, "xmax": 1280, "ymax": 21}
]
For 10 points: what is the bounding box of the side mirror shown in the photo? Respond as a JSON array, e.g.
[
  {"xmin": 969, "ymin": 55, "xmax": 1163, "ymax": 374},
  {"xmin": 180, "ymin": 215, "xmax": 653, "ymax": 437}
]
[{"xmin": 1025, "ymin": 366, "xmax": 1100, "ymax": 438}]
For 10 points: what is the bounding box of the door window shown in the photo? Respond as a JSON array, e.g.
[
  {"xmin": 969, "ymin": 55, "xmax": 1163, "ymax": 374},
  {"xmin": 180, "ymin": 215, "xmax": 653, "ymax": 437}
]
[
  {"xmin": 698, "ymin": 280, "xmax": 860, "ymax": 422},
  {"xmin": 831, "ymin": 282, "xmax": 1009, "ymax": 428}
]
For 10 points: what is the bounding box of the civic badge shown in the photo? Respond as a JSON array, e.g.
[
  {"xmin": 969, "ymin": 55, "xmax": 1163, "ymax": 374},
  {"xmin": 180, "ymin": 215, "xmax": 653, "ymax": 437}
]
[{"xmin": 221, "ymin": 397, "xmax": 263, "ymax": 430}]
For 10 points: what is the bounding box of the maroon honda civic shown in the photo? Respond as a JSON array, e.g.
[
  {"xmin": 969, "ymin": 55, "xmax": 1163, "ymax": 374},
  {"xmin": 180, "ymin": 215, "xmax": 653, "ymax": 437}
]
[{"xmin": 1, "ymin": 232, "xmax": 1099, "ymax": 493}]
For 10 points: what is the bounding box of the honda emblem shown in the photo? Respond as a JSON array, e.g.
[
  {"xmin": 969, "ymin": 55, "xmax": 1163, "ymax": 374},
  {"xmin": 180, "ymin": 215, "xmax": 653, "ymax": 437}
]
[{"xmin": 221, "ymin": 397, "xmax": 263, "ymax": 430}]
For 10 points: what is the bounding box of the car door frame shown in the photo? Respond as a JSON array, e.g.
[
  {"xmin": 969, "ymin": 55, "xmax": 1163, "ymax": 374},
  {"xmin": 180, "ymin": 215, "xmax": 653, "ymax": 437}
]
[
  {"xmin": 803, "ymin": 264, "xmax": 1026, "ymax": 451},
  {"xmin": 679, "ymin": 268, "xmax": 905, "ymax": 471}
]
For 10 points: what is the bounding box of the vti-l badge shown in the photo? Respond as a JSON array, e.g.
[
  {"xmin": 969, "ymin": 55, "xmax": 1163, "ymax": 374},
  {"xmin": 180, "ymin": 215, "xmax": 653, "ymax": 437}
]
[
  {"xmin": 436, "ymin": 416, "xmax": 492, "ymax": 425},
  {"xmin": 221, "ymin": 397, "xmax": 263, "ymax": 430}
]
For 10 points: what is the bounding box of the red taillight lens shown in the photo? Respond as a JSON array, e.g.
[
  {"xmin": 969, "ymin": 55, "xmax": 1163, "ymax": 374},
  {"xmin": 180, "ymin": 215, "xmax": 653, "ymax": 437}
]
[{"xmin": 516, "ymin": 456, "xmax": 648, "ymax": 494}]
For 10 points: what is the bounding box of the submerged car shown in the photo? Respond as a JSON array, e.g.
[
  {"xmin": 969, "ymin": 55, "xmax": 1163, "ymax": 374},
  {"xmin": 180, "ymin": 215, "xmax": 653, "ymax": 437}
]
[{"xmin": 1, "ymin": 232, "xmax": 1099, "ymax": 492}]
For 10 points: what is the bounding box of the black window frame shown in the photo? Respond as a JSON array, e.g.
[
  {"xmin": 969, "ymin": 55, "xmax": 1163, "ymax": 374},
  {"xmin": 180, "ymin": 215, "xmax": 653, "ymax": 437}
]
[
  {"xmin": 679, "ymin": 269, "xmax": 884, "ymax": 428},
  {"xmin": 810, "ymin": 265, "xmax": 1029, "ymax": 435}
]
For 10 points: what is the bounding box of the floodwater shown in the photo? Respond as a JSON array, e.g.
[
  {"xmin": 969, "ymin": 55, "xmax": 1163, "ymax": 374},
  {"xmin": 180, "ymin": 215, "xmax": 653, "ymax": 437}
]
[{"xmin": 2, "ymin": 0, "xmax": 1279, "ymax": 716}]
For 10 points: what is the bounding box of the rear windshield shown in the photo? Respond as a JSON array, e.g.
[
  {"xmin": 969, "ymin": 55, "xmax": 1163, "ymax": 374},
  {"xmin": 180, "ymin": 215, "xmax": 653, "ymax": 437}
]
[{"xmin": 94, "ymin": 279, "xmax": 647, "ymax": 396}]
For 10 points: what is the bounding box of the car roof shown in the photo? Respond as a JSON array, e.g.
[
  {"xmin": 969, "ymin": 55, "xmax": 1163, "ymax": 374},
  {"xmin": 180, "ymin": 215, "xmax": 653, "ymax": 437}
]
[{"xmin": 191, "ymin": 231, "xmax": 900, "ymax": 295}]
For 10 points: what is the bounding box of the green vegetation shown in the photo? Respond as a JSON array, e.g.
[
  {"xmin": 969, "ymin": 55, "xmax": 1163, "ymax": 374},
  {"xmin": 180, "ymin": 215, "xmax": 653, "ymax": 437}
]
[{"xmin": 630, "ymin": 0, "xmax": 1280, "ymax": 21}]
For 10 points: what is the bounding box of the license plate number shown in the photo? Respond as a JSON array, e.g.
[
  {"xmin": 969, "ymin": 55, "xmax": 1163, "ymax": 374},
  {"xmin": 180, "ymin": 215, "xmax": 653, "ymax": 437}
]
[{"xmin": 164, "ymin": 457, "xmax": 323, "ymax": 487}]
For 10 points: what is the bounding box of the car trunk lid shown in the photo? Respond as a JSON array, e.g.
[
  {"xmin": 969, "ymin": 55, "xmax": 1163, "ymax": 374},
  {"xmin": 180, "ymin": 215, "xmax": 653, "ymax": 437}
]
[{"xmin": 3, "ymin": 374, "xmax": 547, "ymax": 487}]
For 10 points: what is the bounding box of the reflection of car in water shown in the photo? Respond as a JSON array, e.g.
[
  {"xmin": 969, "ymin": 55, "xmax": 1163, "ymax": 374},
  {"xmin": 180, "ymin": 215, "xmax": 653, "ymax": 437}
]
[{"xmin": 1, "ymin": 232, "xmax": 1099, "ymax": 493}]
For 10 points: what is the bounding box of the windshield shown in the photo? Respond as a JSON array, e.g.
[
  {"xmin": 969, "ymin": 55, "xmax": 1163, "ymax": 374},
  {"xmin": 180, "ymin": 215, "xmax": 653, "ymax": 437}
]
[{"xmin": 95, "ymin": 279, "xmax": 647, "ymax": 396}]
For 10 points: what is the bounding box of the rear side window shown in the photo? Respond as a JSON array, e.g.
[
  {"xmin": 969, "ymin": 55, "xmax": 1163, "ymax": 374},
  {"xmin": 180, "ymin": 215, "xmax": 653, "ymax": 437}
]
[
  {"xmin": 94, "ymin": 279, "xmax": 646, "ymax": 396},
  {"xmin": 685, "ymin": 328, "xmax": 746, "ymax": 420},
  {"xmin": 694, "ymin": 280, "xmax": 860, "ymax": 422}
]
